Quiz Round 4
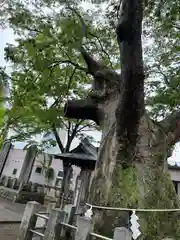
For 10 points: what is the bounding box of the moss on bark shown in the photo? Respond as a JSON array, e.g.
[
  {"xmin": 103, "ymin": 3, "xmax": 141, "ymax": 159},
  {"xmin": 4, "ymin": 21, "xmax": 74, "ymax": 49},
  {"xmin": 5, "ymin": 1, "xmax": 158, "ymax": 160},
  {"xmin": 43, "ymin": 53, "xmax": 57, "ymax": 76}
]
[
  {"xmin": 88, "ymin": 118, "xmax": 180, "ymax": 239},
  {"xmin": 142, "ymin": 169, "xmax": 180, "ymax": 240}
]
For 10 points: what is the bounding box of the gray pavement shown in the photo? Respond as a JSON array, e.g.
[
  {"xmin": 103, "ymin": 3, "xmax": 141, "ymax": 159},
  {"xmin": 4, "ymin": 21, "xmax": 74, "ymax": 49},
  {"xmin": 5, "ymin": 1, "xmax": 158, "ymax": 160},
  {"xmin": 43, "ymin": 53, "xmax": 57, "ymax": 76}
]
[
  {"xmin": 0, "ymin": 197, "xmax": 45, "ymax": 239},
  {"xmin": 0, "ymin": 198, "xmax": 25, "ymax": 239},
  {"xmin": 0, "ymin": 197, "xmax": 25, "ymax": 222},
  {"xmin": 0, "ymin": 223, "xmax": 21, "ymax": 240}
]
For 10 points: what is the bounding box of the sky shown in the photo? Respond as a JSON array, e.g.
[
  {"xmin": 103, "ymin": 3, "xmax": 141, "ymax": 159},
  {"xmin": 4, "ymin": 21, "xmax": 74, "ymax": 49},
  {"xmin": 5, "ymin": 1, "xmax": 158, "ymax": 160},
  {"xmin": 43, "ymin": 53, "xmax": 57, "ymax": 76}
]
[{"xmin": 0, "ymin": 11, "xmax": 180, "ymax": 165}]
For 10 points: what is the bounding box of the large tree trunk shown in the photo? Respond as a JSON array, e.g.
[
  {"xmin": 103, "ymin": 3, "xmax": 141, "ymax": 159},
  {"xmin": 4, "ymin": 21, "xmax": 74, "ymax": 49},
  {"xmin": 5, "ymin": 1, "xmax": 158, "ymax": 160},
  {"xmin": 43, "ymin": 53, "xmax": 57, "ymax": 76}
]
[
  {"xmin": 88, "ymin": 114, "xmax": 180, "ymax": 239},
  {"xmin": 64, "ymin": 0, "xmax": 180, "ymax": 239}
]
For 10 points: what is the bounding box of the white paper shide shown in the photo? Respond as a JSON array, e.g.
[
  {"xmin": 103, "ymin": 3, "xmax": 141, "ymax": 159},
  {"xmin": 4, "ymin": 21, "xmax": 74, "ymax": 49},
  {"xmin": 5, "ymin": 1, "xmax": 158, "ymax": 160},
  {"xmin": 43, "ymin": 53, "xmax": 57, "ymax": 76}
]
[{"xmin": 130, "ymin": 210, "xmax": 141, "ymax": 240}]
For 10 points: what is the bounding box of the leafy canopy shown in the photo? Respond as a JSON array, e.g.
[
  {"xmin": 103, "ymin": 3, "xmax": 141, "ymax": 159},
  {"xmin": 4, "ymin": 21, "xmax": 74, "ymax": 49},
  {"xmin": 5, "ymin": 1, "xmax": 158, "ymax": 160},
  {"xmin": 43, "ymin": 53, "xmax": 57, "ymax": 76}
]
[
  {"xmin": 0, "ymin": 0, "xmax": 180, "ymax": 148},
  {"xmin": 0, "ymin": 1, "xmax": 119, "ymax": 149}
]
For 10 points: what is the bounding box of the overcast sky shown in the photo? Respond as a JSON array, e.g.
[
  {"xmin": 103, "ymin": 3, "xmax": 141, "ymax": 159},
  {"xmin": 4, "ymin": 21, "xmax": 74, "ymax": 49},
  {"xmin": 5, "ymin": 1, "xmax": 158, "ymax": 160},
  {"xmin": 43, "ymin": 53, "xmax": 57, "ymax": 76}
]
[{"xmin": 0, "ymin": 16, "xmax": 179, "ymax": 165}]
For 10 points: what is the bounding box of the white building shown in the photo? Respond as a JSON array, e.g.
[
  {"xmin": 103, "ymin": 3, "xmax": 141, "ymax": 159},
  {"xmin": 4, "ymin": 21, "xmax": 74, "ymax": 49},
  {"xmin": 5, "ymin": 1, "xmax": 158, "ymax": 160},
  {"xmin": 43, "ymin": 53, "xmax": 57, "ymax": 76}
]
[
  {"xmin": 1, "ymin": 127, "xmax": 180, "ymax": 199},
  {"xmin": 28, "ymin": 152, "xmax": 81, "ymax": 190},
  {"xmin": 0, "ymin": 142, "xmax": 81, "ymax": 191},
  {"xmin": 1, "ymin": 147, "xmax": 27, "ymax": 180},
  {"xmin": 0, "ymin": 128, "xmax": 100, "ymax": 192}
]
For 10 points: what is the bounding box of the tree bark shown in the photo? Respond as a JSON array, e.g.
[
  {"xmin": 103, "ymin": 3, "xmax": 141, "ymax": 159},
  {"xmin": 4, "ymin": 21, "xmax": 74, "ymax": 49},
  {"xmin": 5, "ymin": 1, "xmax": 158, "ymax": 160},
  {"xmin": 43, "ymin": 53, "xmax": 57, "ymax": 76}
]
[
  {"xmin": 87, "ymin": 0, "xmax": 180, "ymax": 238},
  {"xmin": 88, "ymin": 114, "xmax": 180, "ymax": 239},
  {"xmin": 64, "ymin": 0, "xmax": 180, "ymax": 239},
  {"xmin": 52, "ymin": 124, "xmax": 65, "ymax": 153}
]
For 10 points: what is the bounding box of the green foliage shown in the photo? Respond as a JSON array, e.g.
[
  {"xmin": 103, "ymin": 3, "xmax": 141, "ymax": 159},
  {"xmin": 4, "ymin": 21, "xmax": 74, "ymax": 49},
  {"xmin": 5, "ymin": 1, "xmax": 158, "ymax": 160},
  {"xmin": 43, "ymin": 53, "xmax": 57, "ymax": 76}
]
[
  {"xmin": 38, "ymin": 153, "xmax": 55, "ymax": 180},
  {"xmin": 103, "ymin": 0, "xmax": 180, "ymax": 120},
  {"xmin": 0, "ymin": 0, "xmax": 179, "ymax": 147},
  {"xmin": 0, "ymin": 70, "xmax": 7, "ymax": 149},
  {"xmin": 1, "ymin": 1, "xmax": 119, "ymax": 148},
  {"xmin": 0, "ymin": 1, "xmax": 180, "ymax": 238},
  {"xmin": 143, "ymin": 0, "xmax": 180, "ymax": 119},
  {"xmin": 45, "ymin": 167, "xmax": 54, "ymax": 180}
]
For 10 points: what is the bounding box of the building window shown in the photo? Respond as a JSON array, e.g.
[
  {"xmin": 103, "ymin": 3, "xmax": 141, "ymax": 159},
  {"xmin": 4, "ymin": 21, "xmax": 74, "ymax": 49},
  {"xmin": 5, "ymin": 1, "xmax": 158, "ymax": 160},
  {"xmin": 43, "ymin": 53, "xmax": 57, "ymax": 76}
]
[
  {"xmin": 35, "ymin": 166, "xmax": 42, "ymax": 174},
  {"xmin": 12, "ymin": 168, "xmax": 17, "ymax": 175},
  {"xmin": 57, "ymin": 170, "xmax": 64, "ymax": 178},
  {"xmin": 55, "ymin": 178, "xmax": 62, "ymax": 187}
]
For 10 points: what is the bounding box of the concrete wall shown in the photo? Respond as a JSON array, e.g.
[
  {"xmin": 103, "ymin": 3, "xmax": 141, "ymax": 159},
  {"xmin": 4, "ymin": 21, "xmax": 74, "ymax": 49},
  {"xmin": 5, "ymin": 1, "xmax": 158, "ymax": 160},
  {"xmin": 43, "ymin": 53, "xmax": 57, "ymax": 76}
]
[
  {"xmin": 50, "ymin": 158, "xmax": 81, "ymax": 190},
  {"xmin": 50, "ymin": 157, "xmax": 64, "ymax": 184},
  {"xmin": 29, "ymin": 154, "xmax": 81, "ymax": 190},
  {"xmin": 0, "ymin": 144, "xmax": 81, "ymax": 191},
  {"xmin": 29, "ymin": 154, "xmax": 52, "ymax": 185},
  {"xmin": 1, "ymin": 148, "xmax": 27, "ymax": 178},
  {"xmin": 169, "ymin": 169, "xmax": 180, "ymax": 182},
  {"xmin": 19, "ymin": 145, "xmax": 37, "ymax": 183}
]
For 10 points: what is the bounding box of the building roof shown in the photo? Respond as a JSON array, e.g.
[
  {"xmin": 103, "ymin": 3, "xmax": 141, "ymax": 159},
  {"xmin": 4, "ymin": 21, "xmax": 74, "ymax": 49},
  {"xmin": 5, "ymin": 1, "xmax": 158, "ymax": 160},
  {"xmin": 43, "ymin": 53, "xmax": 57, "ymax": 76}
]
[
  {"xmin": 168, "ymin": 164, "xmax": 180, "ymax": 170},
  {"xmin": 57, "ymin": 153, "xmax": 96, "ymax": 161},
  {"xmin": 54, "ymin": 138, "xmax": 98, "ymax": 170}
]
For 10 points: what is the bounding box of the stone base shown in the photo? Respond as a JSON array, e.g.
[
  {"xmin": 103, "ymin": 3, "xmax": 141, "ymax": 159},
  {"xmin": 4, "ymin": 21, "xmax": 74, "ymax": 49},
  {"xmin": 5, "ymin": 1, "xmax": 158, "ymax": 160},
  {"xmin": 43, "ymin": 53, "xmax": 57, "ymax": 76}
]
[
  {"xmin": 15, "ymin": 191, "xmax": 45, "ymax": 204},
  {"xmin": 0, "ymin": 187, "xmax": 17, "ymax": 201}
]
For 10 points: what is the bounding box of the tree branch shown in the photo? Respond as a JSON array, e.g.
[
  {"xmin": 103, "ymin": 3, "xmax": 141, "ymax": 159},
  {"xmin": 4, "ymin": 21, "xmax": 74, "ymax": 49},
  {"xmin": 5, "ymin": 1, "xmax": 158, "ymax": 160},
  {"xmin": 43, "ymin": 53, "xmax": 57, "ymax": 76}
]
[
  {"xmin": 150, "ymin": 65, "xmax": 170, "ymax": 86},
  {"xmin": 65, "ymin": 120, "xmax": 71, "ymax": 152},
  {"xmin": 75, "ymin": 122, "xmax": 96, "ymax": 134},
  {"xmin": 50, "ymin": 66, "xmax": 78, "ymax": 153},
  {"xmin": 61, "ymin": 120, "xmax": 69, "ymax": 129},
  {"xmin": 159, "ymin": 110, "xmax": 180, "ymax": 145},
  {"xmin": 52, "ymin": 124, "xmax": 65, "ymax": 153},
  {"xmin": 65, "ymin": 120, "xmax": 83, "ymax": 152},
  {"xmin": 64, "ymin": 99, "xmax": 100, "ymax": 124},
  {"xmin": 48, "ymin": 60, "xmax": 87, "ymax": 73},
  {"xmin": 67, "ymin": 5, "xmax": 103, "ymax": 76},
  {"xmin": 80, "ymin": 46, "xmax": 103, "ymax": 76},
  {"xmin": 88, "ymin": 32, "xmax": 114, "ymax": 70},
  {"xmin": 49, "ymin": 66, "xmax": 77, "ymax": 110}
]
